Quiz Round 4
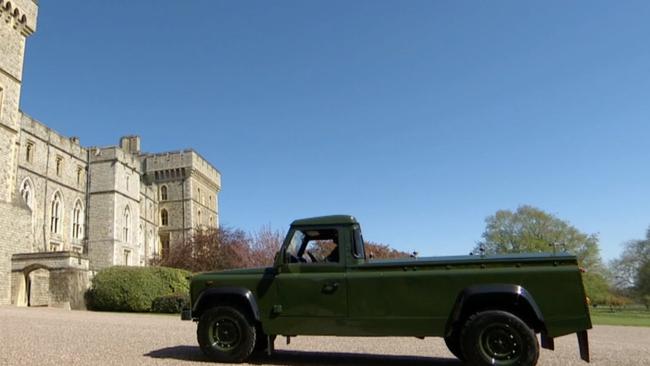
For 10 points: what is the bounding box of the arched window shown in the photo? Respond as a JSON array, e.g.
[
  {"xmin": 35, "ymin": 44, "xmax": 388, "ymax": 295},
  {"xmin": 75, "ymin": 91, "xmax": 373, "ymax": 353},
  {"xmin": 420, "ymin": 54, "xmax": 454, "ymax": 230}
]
[
  {"xmin": 25, "ymin": 141, "xmax": 34, "ymax": 163},
  {"xmin": 50, "ymin": 192, "xmax": 62, "ymax": 234},
  {"xmin": 19, "ymin": 178, "xmax": 33, "ymax": 210},
  {"xmin": 209, "ymin": 215, "xmax": 214, "ymax": 227},
  {"xmin": 72, "ymin": 200, "xmax": 84, "ymax": 240},
  {"xmin": 123, "ymin": 206, "xmax": 130, "ymax": 242},
  {"xmin": 197, "ymin": 210, "xmax": 202, "ymax": 227},
  {"xmin": 160, "ymin": 185, "xmax": 168, "ymax": 201},
  {"xmin": 197, "ymin": 188, "xmax": 202, "ymax": 204},
  {"xmin": 161, "ymin": 209, "xmax": 169, "ymax": 226}
]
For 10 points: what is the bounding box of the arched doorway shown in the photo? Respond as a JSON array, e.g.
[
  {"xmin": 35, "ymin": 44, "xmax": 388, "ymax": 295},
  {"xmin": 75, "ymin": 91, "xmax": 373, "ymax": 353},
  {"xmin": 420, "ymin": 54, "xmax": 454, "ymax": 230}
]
[{"xmin": 13, "ymin": 264, "xmax": 50, "ymax": 307}]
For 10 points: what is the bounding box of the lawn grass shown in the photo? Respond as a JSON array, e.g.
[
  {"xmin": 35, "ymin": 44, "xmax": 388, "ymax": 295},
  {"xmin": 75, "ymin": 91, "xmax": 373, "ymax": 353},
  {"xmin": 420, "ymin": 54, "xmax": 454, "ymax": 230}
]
[{"xmin": 590, "ymin": 306, "xmax": 650, "ymax": 327}]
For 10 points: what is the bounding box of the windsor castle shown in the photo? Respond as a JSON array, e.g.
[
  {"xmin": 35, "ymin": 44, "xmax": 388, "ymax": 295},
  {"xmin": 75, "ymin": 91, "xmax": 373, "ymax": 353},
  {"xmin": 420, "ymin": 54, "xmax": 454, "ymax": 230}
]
[{"xmin": 0, "ymin": 1, "xmax": 221, "ymax": 308}]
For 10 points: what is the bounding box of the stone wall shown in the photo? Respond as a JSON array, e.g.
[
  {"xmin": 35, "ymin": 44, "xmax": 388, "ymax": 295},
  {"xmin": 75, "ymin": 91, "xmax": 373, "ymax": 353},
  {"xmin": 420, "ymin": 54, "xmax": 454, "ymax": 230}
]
[
  {"xmin": 0, "ymin": 201, "xmax": 34, "ymax": 305},
  {"xmin": 49, "ymin": 269, "xmax": 90, "ymax": 310},
  {"xmin": 28, "ymin": 268, "xmax": 49, "ymax": 306},
  {"xmin": 18, "ymin": 114, "xmax": 88, "ymax": 253}
]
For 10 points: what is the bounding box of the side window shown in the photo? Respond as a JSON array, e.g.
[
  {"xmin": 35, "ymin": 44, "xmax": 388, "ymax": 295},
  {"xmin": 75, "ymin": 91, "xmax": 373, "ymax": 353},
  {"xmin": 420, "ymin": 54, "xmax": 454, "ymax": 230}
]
[
  {"xmin": 353, "ymin": 228, "xmax": 365, "ymax": 259},
  {"xmin": 284, "ymin": 228, "xmax": 340, "ymax": 264},
  {"xmin": 285, "ymin": 230, "xmax": 305, "ymax": 260}
]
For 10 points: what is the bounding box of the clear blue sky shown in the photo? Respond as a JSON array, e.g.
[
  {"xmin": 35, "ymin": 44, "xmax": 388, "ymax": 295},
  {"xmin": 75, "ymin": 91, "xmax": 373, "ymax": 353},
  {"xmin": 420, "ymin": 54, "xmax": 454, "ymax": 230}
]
[{"xmin": 20, "ymin": 1, "xmax": 650, "ymax": 262}]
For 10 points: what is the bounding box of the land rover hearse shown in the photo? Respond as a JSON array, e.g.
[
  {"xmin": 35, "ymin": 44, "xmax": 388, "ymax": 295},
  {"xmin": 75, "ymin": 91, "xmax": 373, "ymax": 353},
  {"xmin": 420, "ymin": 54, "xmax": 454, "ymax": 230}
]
[{"xmin": 182, "ymin": 215, "xmax": 592, "ymax": 365}]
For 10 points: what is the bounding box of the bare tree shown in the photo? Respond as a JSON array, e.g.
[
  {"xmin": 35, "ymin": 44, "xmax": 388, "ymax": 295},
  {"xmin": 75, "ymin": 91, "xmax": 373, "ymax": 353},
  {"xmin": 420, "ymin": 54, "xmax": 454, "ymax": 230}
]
[
  {"xmin": 248, "ymin": 225, "xmax": 285, "ymax": 268},
  {"xmin": 152, "ymin": 227, "xmax": 251, "ymax": 273}
]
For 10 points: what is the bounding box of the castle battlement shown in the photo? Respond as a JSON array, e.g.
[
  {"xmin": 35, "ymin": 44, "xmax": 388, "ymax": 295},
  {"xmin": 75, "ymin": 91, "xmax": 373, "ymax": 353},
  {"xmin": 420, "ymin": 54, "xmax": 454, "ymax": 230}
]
[
  {"xmin": 20, "ymin": 113, "xmax": 88, "ymax": 162},
  {"xmin": 143, "ymin": 150, "xmax": 221, "ymax": 185},
  {"xmin": 0, "ymin": 0, "xmax": 38, "ymax": 36},
  {"xmin": 88, "ymin": 146, "xmax": 141, "ymax": 171}
]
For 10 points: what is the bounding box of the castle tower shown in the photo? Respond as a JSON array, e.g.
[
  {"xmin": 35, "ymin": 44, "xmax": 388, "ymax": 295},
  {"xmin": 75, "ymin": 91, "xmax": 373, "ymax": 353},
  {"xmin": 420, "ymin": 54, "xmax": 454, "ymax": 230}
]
[
  {"xmin": 0, "ymin": 0, "xmax": 37, "ymax": 203},
  {"xmin": 0, "ymin": 0, "xmax": 38, "ymax": 305}
]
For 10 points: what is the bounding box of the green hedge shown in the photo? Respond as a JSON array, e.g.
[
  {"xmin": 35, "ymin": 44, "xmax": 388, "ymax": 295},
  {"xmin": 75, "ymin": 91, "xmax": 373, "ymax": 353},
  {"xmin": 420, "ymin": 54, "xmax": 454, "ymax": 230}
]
[
  {"xmin": 152, "ymin": 293, "xmax": 190, "ymax": 313},
  {"xmin": 87, "ymin": 266, "xmax": 190, "ymax": 312}
]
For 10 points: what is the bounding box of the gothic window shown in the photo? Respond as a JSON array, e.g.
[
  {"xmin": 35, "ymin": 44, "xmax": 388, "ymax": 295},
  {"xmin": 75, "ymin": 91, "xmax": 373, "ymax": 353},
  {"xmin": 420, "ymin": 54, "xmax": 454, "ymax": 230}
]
[
  {"xmin": 72, "ymin": 200, "xmax": 84, "ymax": 240},
  {"xmin": 20, "ymin": 179, "xmax": 33, "ymax": 210},
  {"xmin": 160, "ymin": 185, "xmax": 168, "ymax": 201},
  {"xmin": 25, "ymin": 141, "xmax": 34, "ymax": 163},
  {"xmin": 123, "ymin": 206, "xmax": 131, "ymax": 242},
  {"xmin": 50, "ymin": 192, "xmax": 62, "ymax": 234},
  {"xmin": 138, "ymin": 225, "xmax": 143, "ymax": 247},
  {"xmin": 161, "ymin": 209, "xmax": 169, "ymax": 226},
  {"xmin": 55, "ymin": 156, "xmax": 63, "ymax": 176},
  {"xmin": 77, "ymin": 166, "xmax": 83, "ymax": 186}
]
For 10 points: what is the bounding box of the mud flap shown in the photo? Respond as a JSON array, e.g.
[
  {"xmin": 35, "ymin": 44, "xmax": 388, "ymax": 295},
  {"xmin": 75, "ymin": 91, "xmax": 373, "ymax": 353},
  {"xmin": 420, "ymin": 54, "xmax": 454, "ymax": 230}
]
[
  {"xmin": 577, "ymin": 330, "xmax": 590, "ymax": 362},
  {"xmin": 541, "ymin": 334, "xmax": 555, "ymax": 350}
]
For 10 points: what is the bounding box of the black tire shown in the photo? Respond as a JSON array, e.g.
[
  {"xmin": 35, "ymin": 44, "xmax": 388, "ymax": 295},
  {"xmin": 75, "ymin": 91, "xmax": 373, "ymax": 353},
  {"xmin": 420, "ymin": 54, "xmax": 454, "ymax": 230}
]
[
  {"xmin": 197, "ymin": 306, "xmax": 256, "ymax": 363},
  {"xmin": 460, "ymin": 310, "xmax": 539, "ymax": 366},
  {"xmin": 444, "ymin": 328, "xmax": 465, "ymax": 361}
]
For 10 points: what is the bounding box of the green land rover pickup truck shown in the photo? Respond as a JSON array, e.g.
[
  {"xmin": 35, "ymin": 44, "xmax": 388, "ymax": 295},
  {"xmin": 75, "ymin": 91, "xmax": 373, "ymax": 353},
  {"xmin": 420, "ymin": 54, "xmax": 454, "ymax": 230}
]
[{"xmin": 182, "ymin": 215, "xmax": 592, "ymax": 365}]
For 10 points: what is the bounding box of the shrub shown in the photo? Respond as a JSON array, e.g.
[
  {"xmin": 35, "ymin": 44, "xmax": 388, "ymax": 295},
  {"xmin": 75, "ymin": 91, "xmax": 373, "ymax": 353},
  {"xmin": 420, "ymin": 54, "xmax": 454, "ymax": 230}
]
[
  {"xmin": 87, "ymin": 266, "xmax": 190, "ymax": 312},
  {"xmin": 151, "ymin": 293, "xmax": 190, "ymax": 313}
]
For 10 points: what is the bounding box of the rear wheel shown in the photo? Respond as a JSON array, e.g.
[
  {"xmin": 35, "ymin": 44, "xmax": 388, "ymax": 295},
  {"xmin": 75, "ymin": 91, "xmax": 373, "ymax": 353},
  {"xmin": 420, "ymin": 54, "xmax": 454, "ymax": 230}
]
[
  {"xmin": 197, "ymin": 306, "xmax": 256, "ymax": 363},
  {"xmin": 460, "ymin": 310, "xmax": 539, "ymax": 366}
]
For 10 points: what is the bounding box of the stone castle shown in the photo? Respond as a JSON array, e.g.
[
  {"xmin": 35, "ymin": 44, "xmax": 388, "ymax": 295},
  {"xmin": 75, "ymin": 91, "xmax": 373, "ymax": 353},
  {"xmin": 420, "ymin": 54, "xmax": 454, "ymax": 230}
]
[{"xmin": 0, "ymin": 0, "xmax": 221, "ymax": 308}]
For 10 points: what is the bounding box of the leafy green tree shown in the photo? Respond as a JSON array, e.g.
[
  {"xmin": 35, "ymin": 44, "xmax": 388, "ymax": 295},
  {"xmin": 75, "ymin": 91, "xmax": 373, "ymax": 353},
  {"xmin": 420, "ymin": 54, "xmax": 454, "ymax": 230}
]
[
  {"xmin": 610, "ymin": 230, "xmax": 650, "ymax": 301},
  {"xmin": 477, "ymin": 205, "xmax": 604, "ymax": 271},
  {"xmin": 476, "ymin": 205, "xmax": 608, "ymax": 301},
  {"xmin": 582, "ymin": 271, "xmax": 611, "ymax": 305},
  {"xmin": 637, "ymin": 261, "xmax": 650, "ymax": 309}
]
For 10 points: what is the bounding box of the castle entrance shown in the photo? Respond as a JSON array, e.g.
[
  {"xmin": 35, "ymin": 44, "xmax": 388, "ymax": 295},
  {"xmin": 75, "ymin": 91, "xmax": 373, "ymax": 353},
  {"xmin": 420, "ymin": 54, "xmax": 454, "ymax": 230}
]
[{"xmin": 10, "ymin": 252, "xmax": 90, "ymax": 310}]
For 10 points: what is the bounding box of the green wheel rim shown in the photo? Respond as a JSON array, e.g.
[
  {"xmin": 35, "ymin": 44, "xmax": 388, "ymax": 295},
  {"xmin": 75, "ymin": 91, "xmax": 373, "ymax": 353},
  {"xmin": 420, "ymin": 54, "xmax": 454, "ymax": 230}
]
[{"xmin": 478, "ymin": 323, "xmax": 523, "ymax": 365}]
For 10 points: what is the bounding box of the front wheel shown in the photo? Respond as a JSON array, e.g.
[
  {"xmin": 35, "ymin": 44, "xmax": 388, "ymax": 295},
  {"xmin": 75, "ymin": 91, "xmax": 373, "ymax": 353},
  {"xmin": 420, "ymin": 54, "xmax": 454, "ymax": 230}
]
[
  {"xmin": 197, "ymin": 306, "xmax": 256, "ymax": 363},
  {"xmin": 460, "ymin": 310, "xmax": 539, "ymax": 366}
]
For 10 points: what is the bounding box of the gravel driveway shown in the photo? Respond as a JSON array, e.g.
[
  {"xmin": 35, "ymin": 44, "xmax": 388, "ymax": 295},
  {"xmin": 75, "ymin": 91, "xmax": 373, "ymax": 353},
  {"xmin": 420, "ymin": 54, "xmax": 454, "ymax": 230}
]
[{"xmin": 1, "ymin": 307, "xmax": 648, "ymax": 365}]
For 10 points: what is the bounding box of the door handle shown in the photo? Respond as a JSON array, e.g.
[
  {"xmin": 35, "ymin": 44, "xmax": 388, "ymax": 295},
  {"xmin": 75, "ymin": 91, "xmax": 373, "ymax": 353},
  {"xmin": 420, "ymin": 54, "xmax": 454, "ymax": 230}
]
[{"xmin": 322, "ymin": 281, "xmax": 339, "ymax": 294}]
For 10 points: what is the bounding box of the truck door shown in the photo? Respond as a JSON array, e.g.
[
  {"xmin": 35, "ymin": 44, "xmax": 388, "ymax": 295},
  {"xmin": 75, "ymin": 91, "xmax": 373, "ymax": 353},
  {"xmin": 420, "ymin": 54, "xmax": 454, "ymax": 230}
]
[{"xmin": 272, "ymin": 227, "xmax": 348, "ymax": 335}]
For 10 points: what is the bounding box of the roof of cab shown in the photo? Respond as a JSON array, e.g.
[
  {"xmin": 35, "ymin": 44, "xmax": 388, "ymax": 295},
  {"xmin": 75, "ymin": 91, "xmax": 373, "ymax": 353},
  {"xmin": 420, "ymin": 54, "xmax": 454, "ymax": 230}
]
[{"xmin": 291, "ymin": 215, "xmax": 358, "ymax": 226}]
